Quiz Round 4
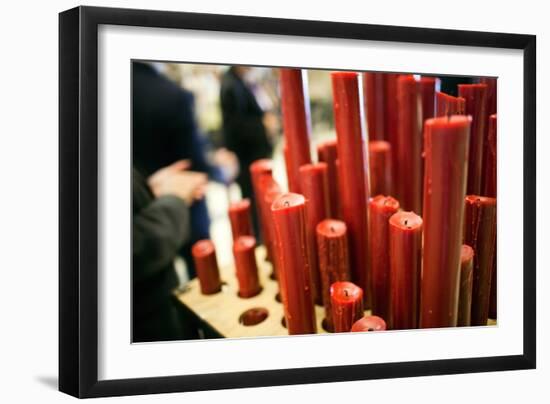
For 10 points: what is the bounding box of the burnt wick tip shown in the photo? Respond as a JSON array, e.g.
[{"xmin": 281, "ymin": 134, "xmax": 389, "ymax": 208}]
[
  {"xmin": 330, "ymin": 225, "xmax": 335, "ymax": 233},
  {"xmin": 344, "ymin": 289, "xmax": 349, "ymax": 297},
  {"xmin": 284, "ymin": 200, "xmax": 290, "ymax": 207}
]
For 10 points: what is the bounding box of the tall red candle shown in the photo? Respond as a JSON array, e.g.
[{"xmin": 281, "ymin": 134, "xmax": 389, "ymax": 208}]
[
  {"xmin": 458, "ymin": 84, "xmax": 488, "ymax": 195},
  {"xmin": 317, "ymin": 139, "xmax": 339, "ymax": 218},
  {"xmin": 300, "ymin": 163, "xmax": 330, "ymax": 305},
  {"xmin": 330, "ymin": 281, "xmax": 364, "ymax": 333},
  {"xmin": 419, "ymin": 77, "xmax": 436, "ymax": 122},
  {"xmin": 396, "ymin": 75, "xmax": 423, "ymax": 214},
  {"xmin": 457, "ymin": 244, "xmax": 474, "ymax": 326},
  {"xmin": 258, "ymin": 176, "xmax": 282, "ymax": 276},
  {"xmin": 363, "ymin": 72, "xmax": 387, "ymax": 140},
  {"xmin": 464, "ymin": 195, "xmax": 497, "ymax": 326},
  {"xmin": 271, "ymin": 193, "xmax": 316, "ymax": 335},
  {"xmin": 384, "ymin": 74, "xmax": 400, "ymax": 179},
  {"xmin": 280, "ymin": 68, "xmax": 312, "ymax": 194},
  {"xmin": 389, "ymin": 211, "xmax": 423, "ymax": 330},
  {"xmin": 191, "ymin": 240, "xmax": 222, "ymax": 295},
  {"xmin": 368, "ymin": 140, "xmax": 393, "ymax": 197},
  {"xmin": 435, "ymin": 92, "xmax": 466, "ymax": 117},
  {"xmin": 479, "ymin": 77, "xmax": 497, "ymax": 115},
  {"xmin": 420, "ymin": 116, "xmax": 471, "ymax": 328},
  {"xmin": 368, "ymin": 195, "xmax": 400, "ymax": 326},
  {"xmin": 351, "ymin": 315, "xmax": 387, "ymax": 332},
  {"xmin": 331, "ymin": 71, "xmax": 371, "ymax": 305},
  {"xmin": 316, "ymin": 219, "xmax": 350, "ymax": 332},
  {"xmin": 233, "ymin": 236, "xmax": 262, "ymax": 298},
  {"xmin": 249, "ymin": 159, "xmax": 273, "ymax": 249},
  {"xmin": 482, "ymin": 114, "xmax": 497, "ymax": 198},
  {"xmin": 228, "ymin": 199, "xmax": 254, "ymax": 240}
]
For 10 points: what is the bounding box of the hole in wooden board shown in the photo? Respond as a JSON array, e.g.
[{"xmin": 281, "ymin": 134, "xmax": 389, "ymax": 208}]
[{"xmin": 239, "ymin": 307, "xmax": 269, "ymax": 326}]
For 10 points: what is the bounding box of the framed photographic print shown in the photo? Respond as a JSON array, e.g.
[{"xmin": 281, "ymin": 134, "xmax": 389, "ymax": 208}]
[{"xmin": 59, "ymin": 5, "xmax": 536, "ymax": 398}]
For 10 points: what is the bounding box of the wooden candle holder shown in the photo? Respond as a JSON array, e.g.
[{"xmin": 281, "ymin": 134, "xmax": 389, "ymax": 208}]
[{"xmin": 174, "ymin": 246, "xmax": 495, "ymax": 338}]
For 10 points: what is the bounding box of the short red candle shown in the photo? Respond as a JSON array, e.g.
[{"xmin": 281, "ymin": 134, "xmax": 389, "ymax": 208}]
[
  {"xmin": 482, "ymin": 114, "xmax": 497, "ymax": 198},
  {"xmin": 280, "ymin": 68, "xmax": 312, "ymax": 194},
  {"xmin": 368, "ymin": 140, "xmax": 393, "ymax": 197},
  {"xmin": 369, "ymin": 195, "xmax": 400, "ymax": 326},
  {"xmin": 457, "ymin": 244, "xmax": 474, "ymax": 326},
  {"xmin": 331, "ymin": 72, "xmax": 371, "ymax": 305},
  {"xmin": 420, "ymin": 116, "xmax": 471, "ymax": 328},
  {"xmin": 300, "ymin": 163, "xmax": 331, "ymax": 305},
  {"xmin": 363, "ymin": 72, "xmax": 387, "ymax": 141},
  {"xmin": 464, "ymin": 195, "xmax": 497, "ymax": 326},
  {"xmin": 249, "ymin": 159, "xmax": 273, "ymax": 250},
  {"xmin": 435, "ymin": 92, "xmax": 466, "ymax": 117},
  {"xmin": 396, "ymin": 75, "xmax": 423, "ymax": 214},
  {"xmin": 228, "ymin": 199, "xmax": 254, "ymax": 240},
  {"xmin": 458, "ymin": 84, "xmax": 488, "ymax": 195},
  {"xmin": 233, "ymin": 236, "xmax": 262, "ymax": 298},
  {"xmin": 271, "ymin": 193, "xmax": 316, "ymax": 335},
  {"xmin": 351, "ymin": 315, "xmax": 387, "ymax": 332},
  {"xmin": 389, "ymin": 211, "xmax": 423, "ymax": 330},
  {"xmin": 316, "ymin": 219, "xmax": 350, "ymax": 332},
  {"xmin": 317, "ymin": 139, "xmax": 340, "ymax": 218},
  {"xmin": 330, "ymin": 281, "xmax": 364, "ymax": 333},
  {"xmin": 191, "ymin": 240, "xmax": 222, "ymax": 295}
]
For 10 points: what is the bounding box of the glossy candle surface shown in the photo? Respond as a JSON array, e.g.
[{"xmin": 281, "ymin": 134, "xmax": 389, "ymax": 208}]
[
  {"xmin": 330, "ymin": 281, "xmax": 364, "ymax": 333},
  {"xmin": 389, "ymin": 211, "xmax": 423, "ymax": 330},
  {"xmin": 280, "ymin": 69, "xmax": 312, "ymax": 193},
  {"xmin": 458, "ymin": 84, "xmax": 488, "ymax": 195},
  {"xmin": 331, "ymin": 72, "xmax": 371, "ymax": 305},
  {"xmin": 368, "ymin": 141, "xmax": 393, "ymax": 197},
  {"xmin": 464, "ymin": 195, "xmax": 497, "ymax": 326},
  {"xmin": 396, "ymin": 75, "xmax": 423, "ymax": 213},
  {"xmin": 435, "ymin": 92, "xmax": 465, "ymax": 117},
  {"xmin": 300, "ymin": 163, "xmax": 330, "ymax": 305},
  {"xmin": 228, "ymin": 199, "xmax": 254, "ymax": 240},
  {"xmin": 457, "ymin": 244, "xmax": 474, "ymax": 326},
  {"xmin": 369, "ymin": 195, "xmax": 400, "ymax": 326},
  {"xmin": 191, "ymin": 240, "xmax": 222, "ymax": 295},
  {"xmin": 363, "ymin": 72, "xmax": 387, "ymax": 140},
  {"xmin": 317, "ymin": 219, "xmax": 350, "ymax": 332},
  {"xmin": 233, "ymin": 236, "xmax": 262, "ymax": 298},
  {"xmin": 482, "ymin": 114, "xmax": 497, "ymax": 198},
  {"xmin": 271, "ymin": 193, "xmax": 316, "ymax": 334},
  {"xmin": 317, "ymin": 139, "xmax": 340, "ymax": 218},
  {"xmin": 351, "ymin": 315, "xmax": 387, "ymax": 332},
  {"xmin": 421, "ymin": 116, "xmax": 471, "ymax": 328},
  {"xmin": 249, "ymin": 159, "xmax": 273, "ymax": 247}
]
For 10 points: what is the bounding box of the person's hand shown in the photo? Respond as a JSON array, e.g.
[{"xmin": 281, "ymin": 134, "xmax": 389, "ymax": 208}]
[
  {"xmin": 147, "ymin": 160, "xmax": 208, "ymax": 205},
  {"xmin": 212, "ymin": 148, "xmax": 239, "ymax": 183}
]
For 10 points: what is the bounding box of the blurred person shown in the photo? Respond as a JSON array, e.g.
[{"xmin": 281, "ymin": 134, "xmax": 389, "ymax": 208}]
[
  {"xmin": 133, "ymin": 160, "xmax": 207, "ymax": 342},
  {"xmin": 132, "ymin": 61, "xmax": 238, "ymax": 278},
  {"xmin": 220, "ymin": 66, "xmax": 276, "ymax": 238}
]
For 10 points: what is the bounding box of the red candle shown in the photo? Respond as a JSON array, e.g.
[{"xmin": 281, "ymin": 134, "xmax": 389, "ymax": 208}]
[
  {"xmin": 435, "ymin": 92, "xmax": 466, "ymax": 117},
  {"xmin": 489, "ymin": 252, "xmax": 497, "ymax": 319},
  {"xmin": 317, "ymin": 139, "xmax": 340, "ymax": 218},
  {"xmin": 330, "ymin": 281, "xmax": 364, "ymax": 333},
  {"xmin": 228, "ymin": 199, "xmax": 254, "ymax": 240},
  {"xmin": 280, "ymin": 68, "xmax": 312, "ymax": 194},
  {"xmin": 458, "ymin": 84, "xmax": 488, "ymax": 195},
  {"xmin": 331, "ymin": 72, "xmax": 371, "ymax": 305},
  {"xmin": 351, "ymin": 315, "xmax": 387, "ymax": 332},
  {"xmin": 233, "ymin": 236, "xmax": 262, "ymax": 298},
  {"xmin": 463, "ymin": 195, "xmax": 497, "ymax": 326},
  {"xmin": 389, "ymin": 211, "xmax": 423, "ymax": 330},
  {"xmin": 191, "ymin": 240, "xmax": 222, "ymax": 295},
  {"xmin": 258, "ymin": 176, "xmax": 282, "ymax": 275},
  {"xmin": 482, "ymin": 114, "xmax": 497, "ymax": 198},
  {"xmin": 249, "ymin": 159, "xmax": 273, "ymax": 249},
  {"xmin": 271, "ymin": 193, "xmax": 316, "ymax": 335},
  {"xmin": 420, "ymin": 116, "xmax": 471, "ymax": 328},
  {"xmin": 300, "ymin": 163, "xmax": 330, "ymax": 305},
  {"xmin": 368, "ymin": 140, "xmax": 393, "ymax": 197},
  {"xmin": 457, "ymin": 244, "xmax": 474, "ymax": 326},
  {"xmin": 396, "ymin": 75, "xmax": 423, "ymax": 214},
  {"xmin": 419, "ymin": 77, "xmax": 436, "ymax": 122},
  {"xmin": 479, "ymin": 77, "xmax": 497, "ymax": 115},
  {"xmin": 363, "ymin": 72, "xmax": 387, "ymax": 141},
  {"xmin": 384, "ymin": 74, "xmax": 400, "ymax": 179},
  {"xmin": 369, "ymin": 195, "xmax": 400, "ymax": 326},
  {"xmin": 316, "ymin": 219, "xmax": 350, "ymax": 332}
]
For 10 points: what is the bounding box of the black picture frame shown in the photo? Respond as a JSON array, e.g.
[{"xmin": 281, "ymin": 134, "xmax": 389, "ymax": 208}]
[{"xmin": 59, "ymin": 5, "xmax": 536, "ymax": 398}]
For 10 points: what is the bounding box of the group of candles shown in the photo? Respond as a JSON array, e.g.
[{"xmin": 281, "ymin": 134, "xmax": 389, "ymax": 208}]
[{"xmin": 192, "ymin": 68, "xmax": 497, "ymax": 336}]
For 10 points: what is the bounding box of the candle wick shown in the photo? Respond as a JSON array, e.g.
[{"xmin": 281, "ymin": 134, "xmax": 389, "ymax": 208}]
[
  {"xmin": 284, "ymin": 200, "xmax": 290, "ymax": 207},
  {"xmin": 368, "ymin": 327, "xmax": 374, "ymax": 331},
  {"xmin": 330, "ymin": 225, "xmax": 335, "ymax": 232},
  {"xmin": 404, "ymin": 219, "xmax": 408, "ymax": 226},
  {"xmin": 344, "ymin": 289, "xmax": 349, "ymax": 297}
]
